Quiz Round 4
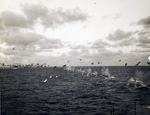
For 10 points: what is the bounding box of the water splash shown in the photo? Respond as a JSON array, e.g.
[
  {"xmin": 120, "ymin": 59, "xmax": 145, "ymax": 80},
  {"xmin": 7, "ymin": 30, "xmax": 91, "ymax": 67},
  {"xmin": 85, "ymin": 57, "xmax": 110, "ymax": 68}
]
[
  {"xmin": 135, "ymin": 70, "xmax": 150, "ymax": 86},
  {"xmin": 101, "ymin": 67, "xmax": 115, "ymax": 80},
  {"xmin": 86, "ymin": 68, "xmax": 92, "ymax": 76},
  {"xmin": 101, "ymin": 67, "xmax": 110, "ymax": 76},
  {"xmin": 44, "ymin": 79, "xmax": 47, "ymax": 82},
  {"xmin": 64, "ymin": 66, "xmax": 98, "ymax": 77},
  {"xmin": 92, "ymin": 71, "xmax": 98, "ymax": 76},
  {"xmin": 127, "ymin": 70, "xmax": 150, "ymax": 89}
]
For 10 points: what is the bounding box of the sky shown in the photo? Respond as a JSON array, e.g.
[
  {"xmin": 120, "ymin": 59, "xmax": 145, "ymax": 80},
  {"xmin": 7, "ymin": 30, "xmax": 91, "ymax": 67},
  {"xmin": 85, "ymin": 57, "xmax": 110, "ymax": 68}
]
[{"xmin": 0, "ymin": 0, "xmax": 150, "ymax": 66}]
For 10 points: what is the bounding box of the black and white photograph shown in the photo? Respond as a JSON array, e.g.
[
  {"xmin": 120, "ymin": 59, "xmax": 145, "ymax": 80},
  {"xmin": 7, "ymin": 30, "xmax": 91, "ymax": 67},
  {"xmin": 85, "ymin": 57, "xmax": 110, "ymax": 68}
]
[{"xmin": 0, "ymin": 0, "xmax": 150, "ymax": 114}]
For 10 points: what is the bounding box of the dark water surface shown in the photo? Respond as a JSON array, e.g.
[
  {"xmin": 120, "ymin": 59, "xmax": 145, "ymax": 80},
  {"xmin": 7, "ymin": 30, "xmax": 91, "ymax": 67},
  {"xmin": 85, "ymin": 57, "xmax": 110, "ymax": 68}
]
[{"xmin": 1, "ymin": 66, "xmax": 150, "ymax": 115}]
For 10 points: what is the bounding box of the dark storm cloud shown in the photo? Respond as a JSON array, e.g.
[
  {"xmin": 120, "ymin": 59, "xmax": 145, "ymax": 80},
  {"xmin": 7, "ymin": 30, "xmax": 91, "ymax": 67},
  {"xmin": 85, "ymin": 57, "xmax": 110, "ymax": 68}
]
[
  {"xmin": 106, "ymin": 29, "xmax": 132, "ymax": 41},
  {"xmin": 137, "ymin": 16, "xmax": 150, "ymax": 28}
]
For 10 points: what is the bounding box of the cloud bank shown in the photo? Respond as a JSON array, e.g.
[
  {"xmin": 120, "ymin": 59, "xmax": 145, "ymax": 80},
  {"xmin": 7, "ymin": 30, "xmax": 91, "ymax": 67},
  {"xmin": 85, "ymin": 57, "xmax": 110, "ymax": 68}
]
[
  {"xmin": 0, "ymin": 2, "xmax": 149, "ymax": 66},
  {"xmin": 0, "ymin": 3, "xmax": 88, "ymax": 29}
]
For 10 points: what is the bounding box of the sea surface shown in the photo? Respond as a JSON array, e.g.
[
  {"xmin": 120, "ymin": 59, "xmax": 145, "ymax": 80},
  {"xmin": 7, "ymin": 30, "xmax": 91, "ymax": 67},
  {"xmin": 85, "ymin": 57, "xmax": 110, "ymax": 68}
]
[{"xmin": 1, "ymin": 66, "xmax": 150, "ymax": 115}]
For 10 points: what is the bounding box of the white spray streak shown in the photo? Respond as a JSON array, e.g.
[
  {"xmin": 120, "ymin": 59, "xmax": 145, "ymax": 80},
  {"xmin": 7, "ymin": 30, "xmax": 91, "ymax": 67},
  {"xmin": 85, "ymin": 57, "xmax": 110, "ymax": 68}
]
[{"xmin": 44, "ymin": 79, "xmax": 47, "ymax": 82}]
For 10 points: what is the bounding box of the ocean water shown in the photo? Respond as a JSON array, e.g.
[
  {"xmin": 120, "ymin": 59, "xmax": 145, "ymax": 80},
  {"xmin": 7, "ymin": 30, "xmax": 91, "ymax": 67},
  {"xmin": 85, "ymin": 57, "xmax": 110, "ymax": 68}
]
[{"xmin": 1, "ymin": 66, "xmax": 150, "ymax": 115}]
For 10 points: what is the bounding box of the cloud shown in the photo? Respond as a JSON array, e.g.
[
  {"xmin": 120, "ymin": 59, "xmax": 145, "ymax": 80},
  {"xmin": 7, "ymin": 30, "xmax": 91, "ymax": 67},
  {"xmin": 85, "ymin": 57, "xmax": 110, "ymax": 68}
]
[
  {"xmin": 105, "ymin": 28, "xmax": 149, "ymax": 48},
  {"xmin": 97, "ymin": 48, "xmax": 123, "ymax": 57},
  {"xmin": 0, "ymin": 2, "xmax": 88, "ymax": 64},
  {"xmin": 70, "ymin": 45, "xmax": 86, "ymax": 49},
  {"xmin": 106, "ymin": 29, "xmax": 132, "ymax": 41},
  {"xmin": 69, "ymin": 50, "xmax": 80, "ymax": 56},
  {"xmin": 114, "ymin": 37, "xmax": 136, "ymax": 47},
  {"xmin": 0, "ymin": 17, "xmax": 4, "ymax": 30},
  {"xmin": 72, "ymin": 47, "xmax": 124, "ymax": 66},
  {"xmin": 136, "ymin": 42, "xmax": 150, "ymax": 48},
  {"xmin": 137, "ymin": 30, "xmax": 150, "ymax": 35},
  {"xmin": 130, "ymin": 49, "xmax": 150, "ymax": 63},
  {"xmin": 137, "ymin": 16, "xmax": 150, "ymax": 28},
  {"xmin": 68, "ymin": 44, "xmax": 123, "ymax": 61},
  {"xmin": 0, "ymin": 26, "xmax": 64, "ymax": 48},
  {"xmin": 135, "ymin": 16, "xmax": 150, "ymax": 48},
  {"xmin": 138, "ymin": 36, "xmax": 150, "ymax": 44},
  {"xmin": 38, "ymin": 38, "xmax": 63, "ymax": 49},
  {"xmin": 105, "ymin": 29, "xmax": 137, "ymax": 47},
  {"xmin": 0, "ymin": 30, "xmax": 42, "ymax": 46},
  {"xmin": 136, "ymin": 30, "xmax": 150, "ymax": 48},
  {"xmin": 41, "ymin": 7, "xmax": 88, "ymax": 28},
  {"xmin": 131, "ymin": 49, "xmax": 150, "ymax": 53},
  {"xmin": 1, "ymin": 47, "xmax": 37, "ymax": 56},
  {"xmin": 21, "ymin": 3, "xmax": 48, "ymax": 26},
  {"xmin": 0, "ymin": 11, "xmax": 28, "ymax": 28},
  {"xmin": 22, "ymin": 3, "xmax": 88, "ymax": 28},
  {"xmin": 91, "ymin": 39, "xmax": 110, "ymax": 48},
  {"xmin": 0, "ymin": 28, "xmax": 64, "ymax": 58},
  {"xmin": 69, "ymin": 45, "xmax": 90, "ymax": 57},
  {"xmin": 0, "ymin": 3, "xmax": 88, "ymax": 29},
  {"xmin": 22, "ymin": 3, "xmax": 48, "ymax": 19}
]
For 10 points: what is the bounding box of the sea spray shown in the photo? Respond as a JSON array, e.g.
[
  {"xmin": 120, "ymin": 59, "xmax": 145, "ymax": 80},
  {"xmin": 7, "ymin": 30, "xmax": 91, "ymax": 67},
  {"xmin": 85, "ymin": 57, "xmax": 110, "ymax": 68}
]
[
  {"xmin": 135, "ymin": 70, "xmax": 150, "ymax": 86},
  {"xmin": 101, "ymin": 67, "xmax": 110, "ymax": 76},
  {"xmin": 101, "ymin": 67, "xmax": 115, "ymax": 80}
]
